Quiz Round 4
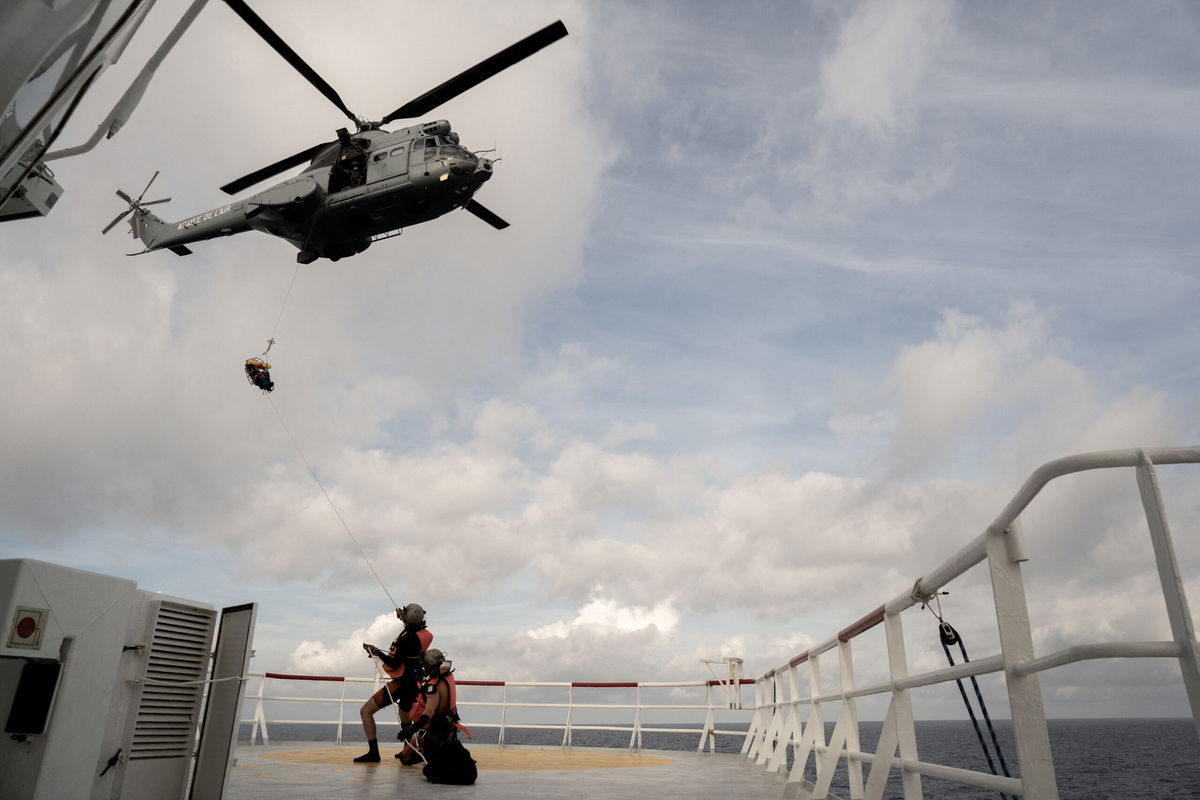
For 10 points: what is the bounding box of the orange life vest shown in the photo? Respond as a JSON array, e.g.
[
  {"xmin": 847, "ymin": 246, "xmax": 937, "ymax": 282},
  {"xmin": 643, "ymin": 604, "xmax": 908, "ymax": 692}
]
[{"xmin": 381, "ymin": 628, "xmax": 433, "ymax": 679}]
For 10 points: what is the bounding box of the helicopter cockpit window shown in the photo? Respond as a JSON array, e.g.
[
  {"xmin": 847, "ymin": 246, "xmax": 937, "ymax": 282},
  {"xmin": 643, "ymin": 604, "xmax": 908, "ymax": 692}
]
[
  {"xmin": 425, "ymin": 138, "xmax": 438, "ymax": 149},
  {"xmin": 439, "ymin": 144, "xmax": 473, "ymax": 160}
]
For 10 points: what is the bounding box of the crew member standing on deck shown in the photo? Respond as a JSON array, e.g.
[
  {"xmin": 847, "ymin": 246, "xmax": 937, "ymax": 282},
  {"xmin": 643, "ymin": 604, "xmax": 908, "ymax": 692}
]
[{"xmin": 354, "ymin": 603, "xmax": 433, "ymax": 762}]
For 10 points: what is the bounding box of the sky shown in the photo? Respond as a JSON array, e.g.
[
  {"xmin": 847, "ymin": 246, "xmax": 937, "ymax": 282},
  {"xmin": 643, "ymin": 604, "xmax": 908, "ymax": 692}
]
[{"xmin": 2, "ymin": 0, "xmax": 1199, "ymax": 722}]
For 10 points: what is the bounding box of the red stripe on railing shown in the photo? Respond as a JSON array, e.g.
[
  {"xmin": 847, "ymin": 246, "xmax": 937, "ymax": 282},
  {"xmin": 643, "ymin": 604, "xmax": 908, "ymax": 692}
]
[
  {"xmin": 839, "ymin": 605, "xmax": 886, "ymax": 642},
  {"xmin": 456, "ymin": 680, "xmax": 506, "ymax": 686},
  {"xmin": 571, "ymin": 682, "xmax": 639, "ymax": 688},
  {"xmin": 264, "ymin": 672, "xmax": 345, "ymax": 682},
  {"xmin": 788, "ymin": 651, "xmax": 810, "ymax": 667},
  {"xmin": 706, "ymin": 679, "xmax": 756, "ymax": 686}
]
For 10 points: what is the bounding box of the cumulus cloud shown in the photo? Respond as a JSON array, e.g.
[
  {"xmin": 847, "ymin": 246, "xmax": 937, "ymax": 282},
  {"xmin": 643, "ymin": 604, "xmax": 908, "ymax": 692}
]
[
  {"xmin": 290, "ymin": 612, "xmax": 401, "ymax": 676},
  {"xmin": 801, "ymin": 0, "xmax": 957, "ymax": 213},
  {"xmin": 817, "ymin": 0, "xmax": 954, "ymax": 135},
  {"xmin": 869, "ymin": 302, "xmax": 1185, "ymax": 477},
  {"xmin": 528, "ymin": 593, "xmax": 680, "ymax": 640}
]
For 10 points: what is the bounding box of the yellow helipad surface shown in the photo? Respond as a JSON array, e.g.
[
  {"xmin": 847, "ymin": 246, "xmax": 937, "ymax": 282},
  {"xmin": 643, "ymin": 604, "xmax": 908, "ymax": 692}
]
[{"xmin": 260, "ymin": 746, "xmax": 674, "ymax": 772}]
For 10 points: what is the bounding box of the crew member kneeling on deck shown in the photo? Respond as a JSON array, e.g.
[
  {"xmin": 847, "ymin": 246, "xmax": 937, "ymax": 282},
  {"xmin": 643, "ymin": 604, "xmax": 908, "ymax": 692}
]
[
  {"xmin": 353, "ymin": 603, "xmax": 433, "ymax": 762},
  {"xmin": 399, "ymin": 649, "xmax": 459, "ymax": 742},
  {"xmin": 400, "ymin": 648, "xmax": 475, "ymax": 784}
]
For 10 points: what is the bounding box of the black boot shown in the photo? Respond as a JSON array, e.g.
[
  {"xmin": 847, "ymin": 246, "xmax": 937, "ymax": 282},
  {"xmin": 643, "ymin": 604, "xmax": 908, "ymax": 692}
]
[{"xmin": 354, "ymin": 739, "xmax": 380, "ymax": 762}]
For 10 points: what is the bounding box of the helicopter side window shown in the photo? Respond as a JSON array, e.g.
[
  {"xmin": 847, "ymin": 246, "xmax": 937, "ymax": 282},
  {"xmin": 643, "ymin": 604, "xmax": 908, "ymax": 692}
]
[
  {"xmin": 372, "ymin": 151, "xmax": 388, "ymax": 162},
  {"xmin": 390, "ymin": 146, "xmax": 405, "ymax": 157}
]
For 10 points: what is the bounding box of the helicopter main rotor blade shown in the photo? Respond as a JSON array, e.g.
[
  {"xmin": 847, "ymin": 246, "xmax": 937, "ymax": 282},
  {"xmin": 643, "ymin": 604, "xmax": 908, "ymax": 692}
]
[
  {"xmin": 382, "ymin": 20, "xmax": 568, "ymax": 123},
  {"xmin": 116, "ymin": 188, "xmax": 134, "ymax": 203},
  {"xmin": 140, "ymin": 197, "xmax": 171, "ymax": 206},
  {"xmin": 222, "ymin": 0, "xmax": 357, "ymax": 124},
  {"xmin": 102, "ymin": 209, "xmax": 132, "ymax": 235},
  {"xmin": 136, "ymin": 170, "xmax": 160, "ymax": 203},
  {"xmin": 463, "ymin": 199, "xmax": 509, "ymax": 230},
  {"xmin": 220, "ymin": 140, "xmax": 334, "ymax": 195}
]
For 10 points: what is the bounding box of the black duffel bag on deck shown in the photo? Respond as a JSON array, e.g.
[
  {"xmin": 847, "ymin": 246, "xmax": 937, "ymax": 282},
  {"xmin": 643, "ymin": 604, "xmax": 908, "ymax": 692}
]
[{"xmin": 422, "ymin": 737, "xmax": 478, "ymax": 785}]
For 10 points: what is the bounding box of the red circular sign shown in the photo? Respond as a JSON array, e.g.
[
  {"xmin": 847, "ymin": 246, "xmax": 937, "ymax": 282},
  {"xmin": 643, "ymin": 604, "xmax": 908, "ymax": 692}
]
[{"xmin": 16, "ymin": 616, "xmax": 37, "ymax": 639}]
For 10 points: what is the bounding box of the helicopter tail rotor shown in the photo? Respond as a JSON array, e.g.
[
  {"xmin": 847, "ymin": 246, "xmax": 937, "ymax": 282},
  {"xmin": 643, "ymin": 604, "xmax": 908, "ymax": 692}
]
[{"xmin": 104, "ymin": 171, "xmax": 171, "ymax": 237}]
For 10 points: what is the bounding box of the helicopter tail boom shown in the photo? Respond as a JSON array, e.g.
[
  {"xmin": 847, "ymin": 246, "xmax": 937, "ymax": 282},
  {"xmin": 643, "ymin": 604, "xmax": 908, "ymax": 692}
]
[
  {"xmin": 106, "ymin": 172, "xmax": 258, "ymax": 255},
  {"xmin": 129, "ymin": 198, "xmax": 254, "ymax": 255}
]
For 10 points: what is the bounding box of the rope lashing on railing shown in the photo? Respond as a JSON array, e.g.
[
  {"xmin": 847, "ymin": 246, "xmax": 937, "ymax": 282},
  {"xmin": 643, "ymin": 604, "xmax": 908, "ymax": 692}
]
[{"xmin": 910, "ymin": 575, "xmax": 948, "ymax": 609}]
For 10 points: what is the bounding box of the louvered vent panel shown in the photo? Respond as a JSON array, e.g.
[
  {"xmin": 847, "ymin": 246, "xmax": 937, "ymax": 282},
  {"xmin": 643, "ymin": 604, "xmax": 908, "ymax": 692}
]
[{"xmin": 129, "ymin": 602, "xmax": 216, "ymax": 760}]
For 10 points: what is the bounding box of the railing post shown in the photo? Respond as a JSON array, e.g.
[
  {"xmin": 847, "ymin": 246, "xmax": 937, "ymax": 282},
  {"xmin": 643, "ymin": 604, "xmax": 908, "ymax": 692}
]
[
  {"xmin": 636, "ymin": 684, "xmax": 644, "ymax": 750},
  {"xmin": 741, "ymin": 680, "xmax": 767, "ymax": 756},
  {"xmin": 766, "ymin": 665, "xmax": 797, "ymax": 772},
  {"xmin": 629, "ymin": 685, "xmax": 642, "ymax": 750},
  {"xmin": 563, "ymin": 684, "xmax": 573, "ymax": 748},
  {"xmin": 1135, "ymin": 453, "xmax": 1200, "ymax": 738},
  {"xmin": 336, "ymin": 680, "xmax": 346, "ymax": 746},
  {"xmin": 839, "ymin": 638, "xmax": 865, "ymax": 799},
  {"xmin": 250, "ymin": 675, "xmax": 266, "ymax": 746},
  {"xmin": 987, "ymin": 520, "xmax": 1058, "ymax": 799},
  {"xmin": 809, "ymin": 653, "xmax": 827, "ymax": 786},
  {"xmin": 698, "ymin": 681, "xmax": 715, "ymax": 752},
  {"xmin": 883, "ymin": 610, "xmax": 921, "ymax": 799},
  {"xmin": 498, "ymin": 683, "xmax": 508, "ymax": 747},
  {"xmin": 755, "ymin": 671, "xmax": 782, "ymax": 766}
]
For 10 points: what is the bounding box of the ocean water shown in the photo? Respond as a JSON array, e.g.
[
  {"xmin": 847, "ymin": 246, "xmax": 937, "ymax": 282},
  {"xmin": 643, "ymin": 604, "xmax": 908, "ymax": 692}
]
[{"xmin": 240, "ymin": 718, "xmax": 1200, "ymax": 799}]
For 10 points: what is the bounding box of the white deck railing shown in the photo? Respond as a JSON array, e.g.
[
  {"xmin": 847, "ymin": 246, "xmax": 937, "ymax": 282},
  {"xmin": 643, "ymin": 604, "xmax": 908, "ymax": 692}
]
[
  {"xmin": 743, "ymin": 446, "xmax": 1200, "ymax": 800},
  {"xmin": 241, "ymin": 670, "xmax": 754, "ymax": 751}
]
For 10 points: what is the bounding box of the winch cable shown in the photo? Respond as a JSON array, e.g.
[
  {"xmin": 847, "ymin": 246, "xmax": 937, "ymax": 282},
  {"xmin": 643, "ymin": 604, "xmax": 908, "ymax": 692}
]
[
  {"xmin": 265, "ymin": 393, "xmax": 398, "ymax": 609},
  {"xmin": 269, "ymin": 262, "xmax": 301, "ymax": 344},
  {"xmin": 263, "ymin": 201, "xmax": 320, "ymax": 352},
  {"xmin": 916, "ymin": 585, "xmax": 1012, "ymax": 800}
]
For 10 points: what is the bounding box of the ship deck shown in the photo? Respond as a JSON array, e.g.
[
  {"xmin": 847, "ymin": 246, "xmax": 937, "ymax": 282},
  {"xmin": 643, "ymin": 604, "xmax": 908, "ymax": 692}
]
[{"xmin": 225, "ymin": 741, "xmax": 791, "ymax": 799}]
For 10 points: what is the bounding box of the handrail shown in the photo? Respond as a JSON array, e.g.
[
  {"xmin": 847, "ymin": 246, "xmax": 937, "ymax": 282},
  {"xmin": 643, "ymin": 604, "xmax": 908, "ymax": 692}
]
[
  {"xmin": 241, "ymin": 672, "xmax": 753, "ymax": 752},
  {"xmin": 744, "ymin": 446, "xmax": 1200, "ymax": 800}
]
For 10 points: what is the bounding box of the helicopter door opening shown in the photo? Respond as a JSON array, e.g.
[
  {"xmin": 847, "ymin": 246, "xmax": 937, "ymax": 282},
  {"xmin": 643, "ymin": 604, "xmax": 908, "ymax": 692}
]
[{"xmin": 328, "ymin": 144, "xmax": 369, "ymax": 194}]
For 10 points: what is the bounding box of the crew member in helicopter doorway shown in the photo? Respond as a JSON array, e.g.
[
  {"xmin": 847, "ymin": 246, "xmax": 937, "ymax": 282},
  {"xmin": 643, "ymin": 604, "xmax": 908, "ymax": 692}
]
[{"xmin": 354, "ymin": 603, "xmax": 433, "ymax": 762}]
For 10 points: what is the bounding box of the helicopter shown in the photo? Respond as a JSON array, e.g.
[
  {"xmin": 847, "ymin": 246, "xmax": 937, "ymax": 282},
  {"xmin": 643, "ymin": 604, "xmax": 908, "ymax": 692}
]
[{"xmin": 103, "ymin": 0, "xmax": 567, "ymax": 263}]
